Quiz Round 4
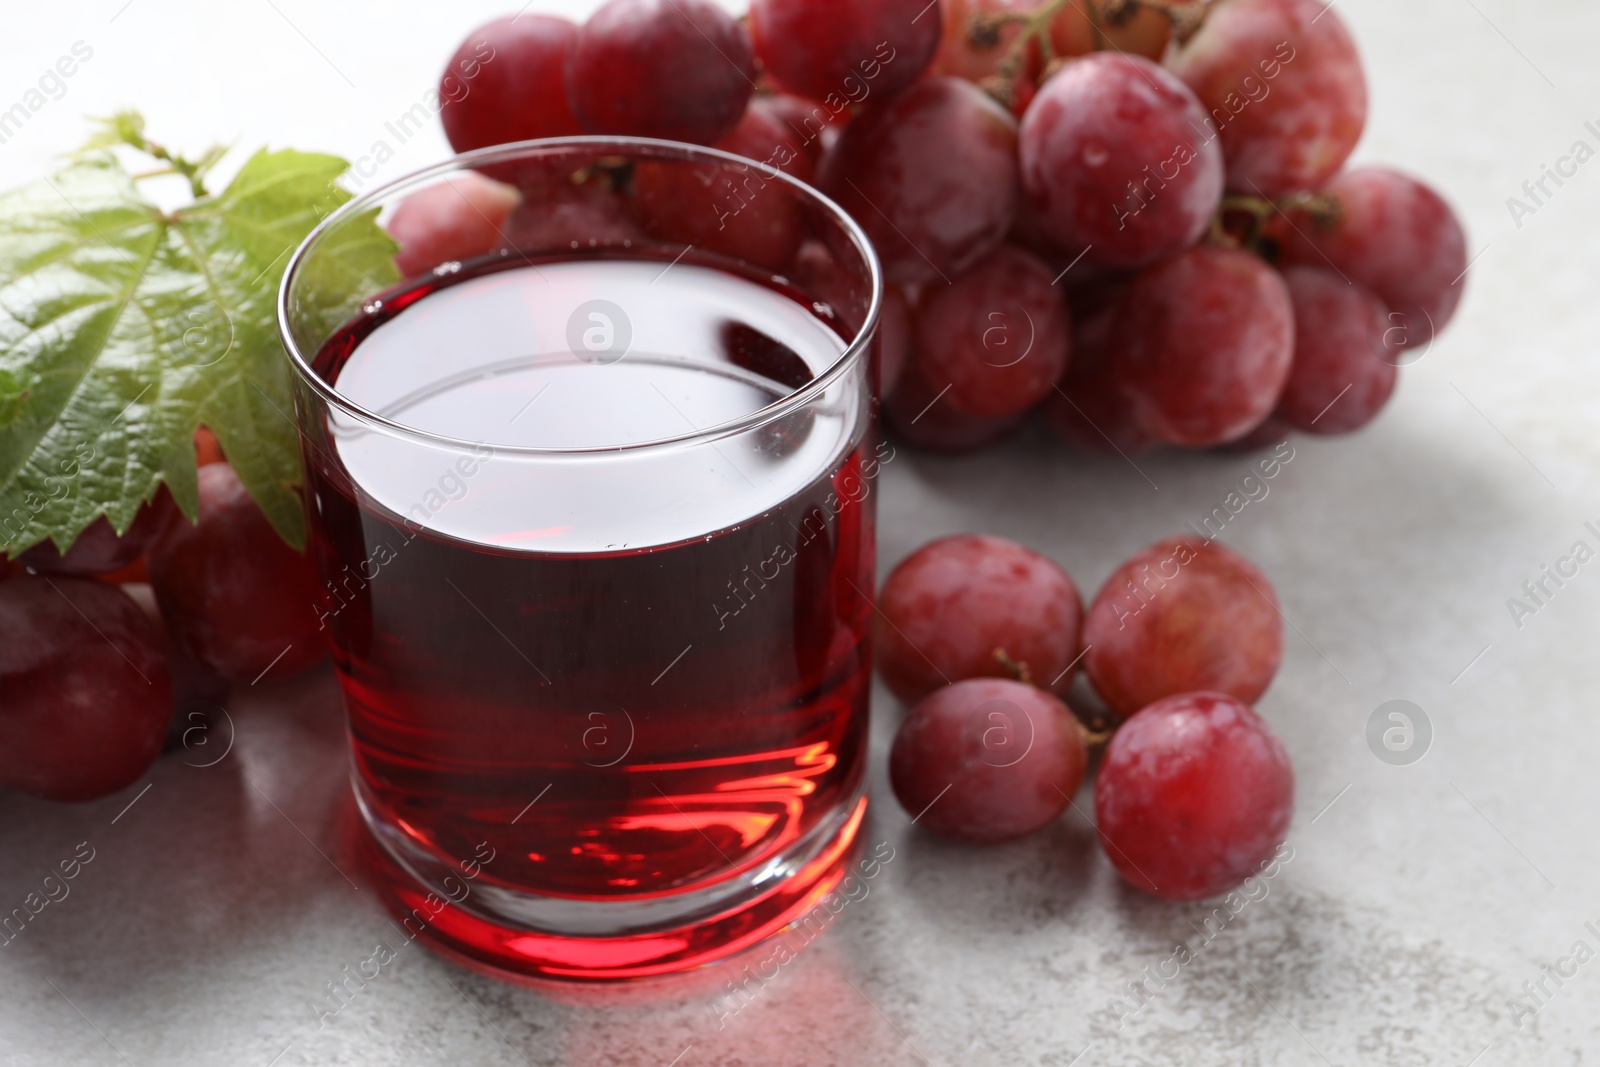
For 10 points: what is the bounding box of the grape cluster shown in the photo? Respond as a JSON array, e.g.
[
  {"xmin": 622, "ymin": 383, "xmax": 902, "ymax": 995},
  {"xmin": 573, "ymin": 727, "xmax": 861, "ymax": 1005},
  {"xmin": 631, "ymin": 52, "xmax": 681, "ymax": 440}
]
[
  {"xmin": 0, "ymin": 446, "xmax": 328, "ymax": 803},
  {"xmin": 420, "ymin": 0, "xmax": 1463, "ymax": 455},
  {"xmin": 880, "ymin": 532, "xmax": 1293, "ymax": 900}
]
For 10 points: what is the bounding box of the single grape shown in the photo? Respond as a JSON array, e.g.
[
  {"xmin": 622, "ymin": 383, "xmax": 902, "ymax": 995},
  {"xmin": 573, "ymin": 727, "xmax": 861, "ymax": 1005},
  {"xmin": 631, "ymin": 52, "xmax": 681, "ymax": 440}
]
[
  {"xmin": 757, "ymin": 93, "xmax": 848, "ymax": 164},
  {"xmin": 1168, "ymin": 0, "xmax": 1366, "ymax": 196},
  {"xmin": 819, "ymin": 76, "xmax": 1019, "ymax": 286},
  {"xmin": 565, "ymin": 0, "xmax": 754, "ymax": 145},
  {"xmin": 1110, "ymin": 244, "xmax": 1293, "ymax": 447},
  {"xmin": 1270, "ymin": 166, "xmax": 1468, "ymax": 347},
  {"xmin": 389, "ymin": 172, "xmax": 521, "ymax": 277},
  {"xmin": 150, "ymin": 464, "xmax": 326, "ymax": 684},
  {"xmin": 914, "ymin": 244, "xmax": 1071, "ymax": 417},
  {"xmin": 501, "ymin": 174, "xmax": 643, "ymax": 255},
  {"xmin": 891, "ymin": 678, "xmax": 1087, "ymax": 843},
  {"xmin": 1095, "ymin": 691, "xmax": 1293, "ymax": 900},
  {"xmin": 1274, "ymin": 266, "xmax": 1397, "ymax": 434},
  {"xmin": 884, "ymin": 356, "xmax": 1027, "ymax": 452},
  {"xmin": 1019, "ymin": 53, "xmax": 1224, "ymax": 269},
  {"xmin": 749, "ymin": 0, "xmax": 941, "ymax": 106},
  {"xmin": 1083, "ymin": 535, "xmax": 1283, "ymax": 718},
  {"xmin": 0, "ymin": 576, "xmax": 172, "ymax": 801},
  {"xmin": 634, "ymin": 104, "xmax": 814, "ymax": 270},
  {"xmin": 438, "ymin": 16, "xmax": 582, "ymax": 154},
  {"xmin": 877, "ymin": 533, "xmax": 1083, "ymax": 704},
  {"xmin": 877, "ymin": 283, "xmax": 913, "ymax": 397},
  {"xmin": 716, "ymin": 106, "xmax": 820, "ymax": 186},
  {"xmin": 1044, "ymin": 297, "xmax": 1158, "ymax": 456},
  {"xmin": 18, "ymin": 488, "xmax": 179, "ymax": 576}
]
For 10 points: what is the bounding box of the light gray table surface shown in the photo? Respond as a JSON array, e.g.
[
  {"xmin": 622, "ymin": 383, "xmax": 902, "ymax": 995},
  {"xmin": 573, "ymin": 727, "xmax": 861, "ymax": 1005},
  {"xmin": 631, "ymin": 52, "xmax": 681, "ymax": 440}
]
[{"xmin": 3, "ymin": 1, "xmax": 1598, "ymax": 1063}]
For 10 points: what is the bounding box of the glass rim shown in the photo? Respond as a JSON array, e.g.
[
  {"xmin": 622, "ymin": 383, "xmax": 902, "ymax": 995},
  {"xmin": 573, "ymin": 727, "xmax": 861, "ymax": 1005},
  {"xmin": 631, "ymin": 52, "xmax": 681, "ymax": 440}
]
[{"xmin": 276, "ymin": 135, "xmax": 883, "ymax": 457}]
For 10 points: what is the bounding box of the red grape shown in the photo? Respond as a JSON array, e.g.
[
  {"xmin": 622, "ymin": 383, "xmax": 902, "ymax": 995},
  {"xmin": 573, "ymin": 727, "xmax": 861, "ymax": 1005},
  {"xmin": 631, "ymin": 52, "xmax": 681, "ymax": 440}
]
[
  {"xmin": 890, "ymin": 678, "xmax": 1087, "ymax": 843},
  {"xmin": 0, "ymin": 576, "xmax": 171, "ymax": 801},
  {"xmin": 1270, "ymin": 166, "xmax": 1468, "ymax": 346},
  {"xmin": 884, "ymin": 356, "xmax": 1027, "ymax": 452},
  {"xmin": 634, "ymin": 104, "xmax": 814, "ymax": 270},
  {"xmin": 1019, "ymin": 53, "xmax": 1223, "ymax": 269},
  {"xmin": 819, "ymin": 76, "xmax": 1020, "ymax": 286},
  {"xmin": 1044, "ymin": 297, "xmax": 1158, "ymax": 456},
  {"xmin": 389, "ymin": 172, "xmax": 521, "ymax": 277},
  {"xmin": 749, "ymin": 0, "xmax": 941, "ymax": 106},
  {"xmin": 1169, "ymin": 0, "xmax": 1367, "ymax": 196},
  {"xmin": 876, "ymin": 533, "xmax": 1083, "ymax": 704},
  {"xmin": 914, "ymin": 244, "xmax": 1071, "ymax": 417},
  {"xmin": 438, "ymin": 16, "xmax": 582, "ymax": 154},
  {"xmin": 721, "ymin": 101, "xmax": 820, "ymax": 188},
  {"xmin": 1095, "ymin": 691, "xmax": 1293, "ymax": 900},
  {"xmin": 150, "ymin": 464, "xmax": 326, "ymax": 684},
  {"xmin": 565, "ymin": 0, "xmax": 754, "ymax": 145},
  {"xmin": 18, "ymin": 488, "xmax": 178, "ymax": 576},
  {"xmin": 1110, "ymin": 244, "xmax": 1293, "ymax": 447},
  {"xmin": 877, "ymin": 283, "xmax": 913, "ymax": 397},
  {"xmin": 1274, "ymin": 266, "xmax": 1397, "ymax": 434},
  {"xmin": 1083, "ymin": 535, "xmax": 1283, "ymax": 718},
  {"xmin": 757, "ymin": 93, "xmax": 848, "ymax": 164}
]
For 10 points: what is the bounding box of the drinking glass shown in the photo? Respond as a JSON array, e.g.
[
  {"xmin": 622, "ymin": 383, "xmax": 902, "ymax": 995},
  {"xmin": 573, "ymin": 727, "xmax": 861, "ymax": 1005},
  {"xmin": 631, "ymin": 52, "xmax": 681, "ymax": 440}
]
[{"xmin": 278, "ymin": 138, "xmax": 883, "ymax": 980}]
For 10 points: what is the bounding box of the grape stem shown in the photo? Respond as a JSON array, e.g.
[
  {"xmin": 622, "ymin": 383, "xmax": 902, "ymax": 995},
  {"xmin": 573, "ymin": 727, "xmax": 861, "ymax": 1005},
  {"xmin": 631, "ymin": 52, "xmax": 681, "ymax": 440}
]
[
  {"xmin": 971, "ymin": 0, "xmax": 1212, "ymax": 107},
  {"xmin": 992, "ymin": 647, "xmax": 1034, "ymax": 685},
  {"xmin": 1215, "ymin": 192, "xmax": 1340, "ymax": 252},
  {"xmin": 109, "ymin": 124, "xmax": 226, "ymax": 199},
  {"xmin": 1075, "ymin": 715, "xmax": 1117, "ymax": 753},
  {"xmin": 994, "ymin": 646, "xmax": 1122, "ymax": 751}
]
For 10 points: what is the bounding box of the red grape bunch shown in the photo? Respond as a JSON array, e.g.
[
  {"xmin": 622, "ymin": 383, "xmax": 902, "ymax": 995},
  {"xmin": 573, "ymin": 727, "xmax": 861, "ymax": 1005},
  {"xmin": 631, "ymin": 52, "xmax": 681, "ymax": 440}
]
[
  {"xmin": 1, "ymin": 444, "xmax": 329, "ymax": 804},
  {"xmin": 401, "ymin": 0, "xmax": 1465, "ymax": 457},
  {"xmin": 877, "ymin": 531, "xmax": 1293, "ymax": 900}
]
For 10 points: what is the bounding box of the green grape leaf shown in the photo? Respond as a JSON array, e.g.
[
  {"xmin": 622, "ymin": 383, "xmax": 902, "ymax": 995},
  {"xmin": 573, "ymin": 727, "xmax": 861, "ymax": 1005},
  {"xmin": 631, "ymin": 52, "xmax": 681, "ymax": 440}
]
[{"xmin": 0, "ymin": 142, "xmax": 398, "ymax": 556}]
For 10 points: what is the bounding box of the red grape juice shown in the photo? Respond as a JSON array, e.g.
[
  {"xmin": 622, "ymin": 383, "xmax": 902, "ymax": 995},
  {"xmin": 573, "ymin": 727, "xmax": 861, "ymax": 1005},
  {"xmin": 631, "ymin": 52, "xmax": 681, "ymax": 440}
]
[{"xmin": 303, "ymin": 249, "xmax": 878, "ymax": 974}]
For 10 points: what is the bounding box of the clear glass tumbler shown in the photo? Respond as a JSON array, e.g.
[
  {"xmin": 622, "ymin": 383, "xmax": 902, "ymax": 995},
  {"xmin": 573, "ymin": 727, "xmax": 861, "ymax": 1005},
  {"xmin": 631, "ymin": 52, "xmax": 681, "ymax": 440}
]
[{"xmin": 278, "ymin": 138, "xmax": 883, "ymax": 980}]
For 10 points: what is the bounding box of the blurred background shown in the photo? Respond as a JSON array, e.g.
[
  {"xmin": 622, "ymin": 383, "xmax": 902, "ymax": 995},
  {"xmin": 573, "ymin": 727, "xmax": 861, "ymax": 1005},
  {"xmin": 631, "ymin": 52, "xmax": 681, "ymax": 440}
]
[{"xmin": 2, "ymin": 1, "xmax": 1599, "ymax": 1064}]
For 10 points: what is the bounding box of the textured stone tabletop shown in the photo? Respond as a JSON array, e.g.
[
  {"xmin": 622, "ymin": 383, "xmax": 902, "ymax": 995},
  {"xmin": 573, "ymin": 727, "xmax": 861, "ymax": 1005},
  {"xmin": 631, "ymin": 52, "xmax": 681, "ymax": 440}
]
[{"xmin": 3, "ymin": 1, "xmax": 1598, "ymax": 1063}]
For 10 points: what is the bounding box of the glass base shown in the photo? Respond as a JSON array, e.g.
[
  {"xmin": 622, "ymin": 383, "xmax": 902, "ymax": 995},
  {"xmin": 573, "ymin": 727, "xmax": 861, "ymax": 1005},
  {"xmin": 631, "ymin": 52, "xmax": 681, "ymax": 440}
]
[{"xmin": 356, "ymin": 784, "xmax": 868, "ymax": 982}]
